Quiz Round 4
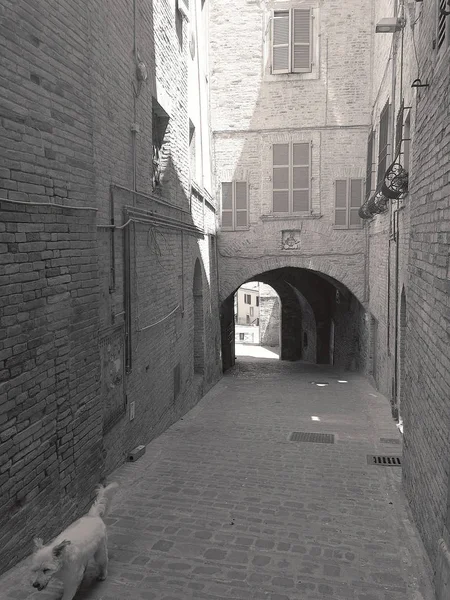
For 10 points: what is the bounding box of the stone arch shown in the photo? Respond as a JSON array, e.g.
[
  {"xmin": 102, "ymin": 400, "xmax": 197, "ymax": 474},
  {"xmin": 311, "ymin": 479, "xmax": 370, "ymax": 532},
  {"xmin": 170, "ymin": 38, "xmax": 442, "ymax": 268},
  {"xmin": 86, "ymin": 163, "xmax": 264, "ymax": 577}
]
[
  {"xmin": 219, "ymin": 255, "xmax": 365, "ymax": 305},
  {"xmin": 193, "ymin": 259, "xmax": 204, "ymax": 374}
]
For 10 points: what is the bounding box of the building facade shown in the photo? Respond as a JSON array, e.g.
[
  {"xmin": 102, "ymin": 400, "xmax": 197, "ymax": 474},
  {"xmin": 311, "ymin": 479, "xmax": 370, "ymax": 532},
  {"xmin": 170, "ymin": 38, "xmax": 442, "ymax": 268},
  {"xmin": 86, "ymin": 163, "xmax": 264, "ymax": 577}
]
[
  {"xmin": 360, "ymin": 1, "xmax": 450, "ymax": 597},
  {"xmin": 211, "ymin": 0, "xmax": 374, "ymax": 371},
  {"xmin": 0, "ymin": 0, "xmax": 221, "ymax": 573}
]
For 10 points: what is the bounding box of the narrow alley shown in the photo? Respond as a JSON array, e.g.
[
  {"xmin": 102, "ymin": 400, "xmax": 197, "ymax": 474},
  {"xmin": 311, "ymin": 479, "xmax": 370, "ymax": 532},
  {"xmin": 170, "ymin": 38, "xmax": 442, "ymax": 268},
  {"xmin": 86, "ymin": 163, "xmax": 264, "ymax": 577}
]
[{"xmin": 0, "ymin": 357, "xmax": 434, "ymax": 600}]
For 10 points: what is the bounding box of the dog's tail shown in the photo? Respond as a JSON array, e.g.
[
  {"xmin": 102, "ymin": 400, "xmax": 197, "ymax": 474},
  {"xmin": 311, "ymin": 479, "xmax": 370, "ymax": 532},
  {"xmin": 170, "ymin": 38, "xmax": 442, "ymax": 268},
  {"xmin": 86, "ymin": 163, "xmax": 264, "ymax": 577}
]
[{"xmin": 88, "ymin": 482, "xmax": 119, "ymax": 519}]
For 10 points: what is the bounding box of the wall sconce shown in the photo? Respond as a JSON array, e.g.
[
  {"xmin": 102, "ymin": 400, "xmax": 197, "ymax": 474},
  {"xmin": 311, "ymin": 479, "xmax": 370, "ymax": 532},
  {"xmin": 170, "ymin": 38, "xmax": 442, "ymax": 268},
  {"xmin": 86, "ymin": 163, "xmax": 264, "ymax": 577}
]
[{"xmin": 375, "ymin": 17, "xmax": 405, "ymax": 33}]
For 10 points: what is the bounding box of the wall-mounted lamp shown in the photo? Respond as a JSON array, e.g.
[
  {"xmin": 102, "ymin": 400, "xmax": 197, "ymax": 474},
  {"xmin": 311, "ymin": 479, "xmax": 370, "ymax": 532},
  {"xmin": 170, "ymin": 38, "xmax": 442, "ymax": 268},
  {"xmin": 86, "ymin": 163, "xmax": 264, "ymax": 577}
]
[{"xmin": 375, "ymin": 17, "xmax": 405, "ymax": 33}]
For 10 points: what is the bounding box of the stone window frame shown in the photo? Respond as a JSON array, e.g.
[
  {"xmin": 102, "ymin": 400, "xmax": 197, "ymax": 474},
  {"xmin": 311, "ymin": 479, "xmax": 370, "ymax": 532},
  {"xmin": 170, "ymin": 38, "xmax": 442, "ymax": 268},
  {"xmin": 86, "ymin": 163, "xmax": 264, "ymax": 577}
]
[{"xmin": 263, "ymin": 1, "xmax": 320, "ymax": 82}]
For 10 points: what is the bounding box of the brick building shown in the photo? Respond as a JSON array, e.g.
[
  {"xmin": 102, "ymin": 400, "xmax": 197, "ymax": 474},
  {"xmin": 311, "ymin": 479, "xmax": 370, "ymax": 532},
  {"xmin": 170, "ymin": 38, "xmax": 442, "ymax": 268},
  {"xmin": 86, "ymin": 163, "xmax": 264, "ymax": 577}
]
[
  {"xmin": 0, "ymin": 0, "xmax": 220, "ymax": 572},
  {"xmin": 359, "ymin": 1, "xmax": 450, "ymax": 597},
  {"xmin": 210, "ymin": 0, "xmax": 373, "ymax": 371}
]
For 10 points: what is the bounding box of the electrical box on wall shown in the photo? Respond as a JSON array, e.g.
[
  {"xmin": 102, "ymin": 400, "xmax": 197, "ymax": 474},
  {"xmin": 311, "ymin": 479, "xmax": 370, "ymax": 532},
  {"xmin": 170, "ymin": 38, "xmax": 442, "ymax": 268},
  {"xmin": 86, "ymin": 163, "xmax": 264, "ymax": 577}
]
[{"xmin": 129, "ymin": 401, "xmax": 135, "ymax": 421}]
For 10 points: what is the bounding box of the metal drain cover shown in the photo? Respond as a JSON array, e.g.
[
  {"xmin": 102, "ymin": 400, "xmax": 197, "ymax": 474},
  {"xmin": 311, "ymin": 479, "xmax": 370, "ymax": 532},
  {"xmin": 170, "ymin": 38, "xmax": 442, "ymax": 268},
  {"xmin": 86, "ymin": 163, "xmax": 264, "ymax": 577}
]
[
  {"xmin": 367, "ymin": 455, "xmax": 401, "ymax": 466},
  {"xmin": 380, "ymin": 438, "xmax": 401, "ymax": 445},
  {"xmin": 290, "ymin": 432, "xmax": 335, "ymax": 444}
]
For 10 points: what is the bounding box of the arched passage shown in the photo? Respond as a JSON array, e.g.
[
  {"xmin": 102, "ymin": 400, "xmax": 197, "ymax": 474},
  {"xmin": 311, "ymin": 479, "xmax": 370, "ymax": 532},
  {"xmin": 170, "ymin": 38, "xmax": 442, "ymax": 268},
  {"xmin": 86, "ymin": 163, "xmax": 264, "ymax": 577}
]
[
  {"xmin": 193, "ymin": 259, "xmax": 204, "ymax": 374},
  {"xmin": 220, "ymin": 266, "xmax": 368, "ymax": 373}
]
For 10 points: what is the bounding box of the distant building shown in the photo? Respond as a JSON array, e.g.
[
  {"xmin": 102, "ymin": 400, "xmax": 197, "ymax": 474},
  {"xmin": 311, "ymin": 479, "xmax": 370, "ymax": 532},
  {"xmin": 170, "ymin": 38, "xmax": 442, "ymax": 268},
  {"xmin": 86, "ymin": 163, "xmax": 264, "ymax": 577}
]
[{"xmin": 234, "ymin": 282, "xmax": 260, "ymax": 343}]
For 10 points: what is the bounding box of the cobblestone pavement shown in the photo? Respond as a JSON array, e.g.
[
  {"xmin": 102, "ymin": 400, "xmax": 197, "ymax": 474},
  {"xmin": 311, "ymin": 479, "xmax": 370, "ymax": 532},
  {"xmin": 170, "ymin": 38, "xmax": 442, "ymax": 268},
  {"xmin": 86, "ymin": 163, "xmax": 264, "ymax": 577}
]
[{"xmin": 0, "ymin": 358, "xmax": 435, "ymax": 600}]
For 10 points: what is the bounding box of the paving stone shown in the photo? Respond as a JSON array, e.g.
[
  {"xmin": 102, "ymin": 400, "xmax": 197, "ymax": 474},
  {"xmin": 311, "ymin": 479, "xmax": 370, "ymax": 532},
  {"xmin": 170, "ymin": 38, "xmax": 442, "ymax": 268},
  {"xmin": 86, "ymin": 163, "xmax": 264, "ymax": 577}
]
[{"xmin": 0, "ymin": 359, "xmax": 435, "ymax": 600}]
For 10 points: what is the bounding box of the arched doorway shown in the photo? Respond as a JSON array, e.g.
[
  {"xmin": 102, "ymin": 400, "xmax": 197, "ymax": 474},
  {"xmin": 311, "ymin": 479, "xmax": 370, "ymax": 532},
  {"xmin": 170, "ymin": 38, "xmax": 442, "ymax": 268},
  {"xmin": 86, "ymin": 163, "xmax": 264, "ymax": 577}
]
[
  {"xmin": 193, "ymin": 259, "xmax": 204, "ymax": 374},
  {"xmin": 220, "ymin": 266, "xmax": 367, "ymax": 373}
]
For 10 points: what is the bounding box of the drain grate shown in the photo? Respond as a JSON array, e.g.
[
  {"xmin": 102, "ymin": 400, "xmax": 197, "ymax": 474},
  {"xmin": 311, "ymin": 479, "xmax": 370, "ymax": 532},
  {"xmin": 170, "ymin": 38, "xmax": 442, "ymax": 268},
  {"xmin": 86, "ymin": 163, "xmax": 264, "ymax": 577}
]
[
  {"xmin": 380, "ymin": 438, "xmax": 401, "ymax": 445},
  {"xmin": 367, "ymin": 455, "xmax": 401, "ymax": 466},
  {"xmin": 289, "ymin": 432, "xmax": 335, "ymax": 444}
]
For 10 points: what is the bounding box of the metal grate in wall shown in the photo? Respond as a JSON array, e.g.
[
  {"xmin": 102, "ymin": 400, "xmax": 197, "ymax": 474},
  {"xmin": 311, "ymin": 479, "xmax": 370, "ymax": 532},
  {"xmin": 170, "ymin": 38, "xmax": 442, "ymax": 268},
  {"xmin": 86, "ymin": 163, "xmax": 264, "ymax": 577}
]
[
  {"xmin": 289, "ymin": 432, "xmax": 335, "ymax": 444},
  {"xmin": 367, "ymin": 455, "xmax": 401, "ymax": 466}
]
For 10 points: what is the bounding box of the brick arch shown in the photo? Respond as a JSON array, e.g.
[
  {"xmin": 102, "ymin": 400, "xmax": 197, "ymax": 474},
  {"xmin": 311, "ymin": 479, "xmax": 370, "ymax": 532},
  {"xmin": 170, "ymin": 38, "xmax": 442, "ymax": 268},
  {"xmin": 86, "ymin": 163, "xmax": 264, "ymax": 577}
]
[{"xmin": 219, "ymin": 255, "xmax": 365, "ymax": 304}]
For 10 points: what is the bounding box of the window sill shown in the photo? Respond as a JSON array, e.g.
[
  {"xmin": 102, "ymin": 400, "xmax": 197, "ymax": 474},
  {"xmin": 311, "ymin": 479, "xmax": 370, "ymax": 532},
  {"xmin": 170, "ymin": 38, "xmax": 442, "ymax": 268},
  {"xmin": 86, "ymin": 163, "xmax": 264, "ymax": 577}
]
[
  {"xmin": 333, "ymin": 226, "xmax": 363, "ymax": 231},
  {"xmin": 261, "ymin": 213, "xmax": 322, "ymax": 221},
  {"xmin": 264, "ymin": 71, "xmax": 320, "ymax": 82},
  {"xmin": 220, "ymin": 227, "xmax": 251, "ymax": 232}
]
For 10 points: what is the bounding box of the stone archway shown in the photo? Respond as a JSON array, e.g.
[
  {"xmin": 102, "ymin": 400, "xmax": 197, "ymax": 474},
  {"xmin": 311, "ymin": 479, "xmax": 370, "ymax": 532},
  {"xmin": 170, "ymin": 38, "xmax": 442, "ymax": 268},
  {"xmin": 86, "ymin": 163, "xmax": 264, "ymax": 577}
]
[{"xmin": 220, "ymin": 265, "xmax": 368, "ymax": 373}]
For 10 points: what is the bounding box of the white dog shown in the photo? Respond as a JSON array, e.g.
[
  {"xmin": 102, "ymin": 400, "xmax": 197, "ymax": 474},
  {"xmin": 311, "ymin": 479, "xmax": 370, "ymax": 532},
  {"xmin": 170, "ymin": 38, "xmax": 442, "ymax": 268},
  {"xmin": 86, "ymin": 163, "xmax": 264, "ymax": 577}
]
[{"xmin": 31, "ymin": 482, "xmax": 118, "ymax": 600}]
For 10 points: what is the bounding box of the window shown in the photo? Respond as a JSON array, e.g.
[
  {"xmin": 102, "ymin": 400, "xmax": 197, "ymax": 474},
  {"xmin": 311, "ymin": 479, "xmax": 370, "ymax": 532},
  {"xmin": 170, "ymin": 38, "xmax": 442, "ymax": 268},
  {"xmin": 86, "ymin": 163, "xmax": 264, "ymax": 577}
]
[
  {"xmin": 221, "ymin": 181, "xmax": 248, "ymax": 230},
  {"xmin": 246, "ymin": 315, "xmax": 250, "ymax": 324},
  {"xmin": 377, "ymin": 102, "xmax": 390, "ymax": 189},
  {"xmin": 244, "ymin": 294, "xmax": 251, "ymax": 305},
  {"xmin": 334, "ymin": 179, "xmax": 363, "ymax": 229},
  {"xmin": 250, "ymin": 306, "xmax": 254, "ymax": 317},
  {"xmin": 272, "ymin": 9, "xmax": 312, "ymax": 74},
  {"xmin": 256, "ymin": 318, "xmax": 260, "ymax": 326},
  {"xmin": 239, "ymin": 333, "xmax": 245, "ymax": 341},
  {"xmin": 365, "ymin": 130, "xmax": 375, "ymax": 199},
  {"xmin": 273, "ymin": 142, "xmax": 310, "ymax": 214},
  {"xmin": 438, "ymin": 0, "xmax": 449, "ymax": 50},
  {"xmin": 256, "ymin": 296, "xmax": 259, "ymax": 307}
]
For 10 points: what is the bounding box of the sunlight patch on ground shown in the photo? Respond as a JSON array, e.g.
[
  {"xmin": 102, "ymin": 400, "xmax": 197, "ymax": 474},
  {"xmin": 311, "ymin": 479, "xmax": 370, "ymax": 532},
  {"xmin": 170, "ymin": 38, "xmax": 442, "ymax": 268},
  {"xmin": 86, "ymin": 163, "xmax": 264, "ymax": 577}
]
[{"xmin": 235, "ymin": 344, "xmax": 280, "ymax": 359}]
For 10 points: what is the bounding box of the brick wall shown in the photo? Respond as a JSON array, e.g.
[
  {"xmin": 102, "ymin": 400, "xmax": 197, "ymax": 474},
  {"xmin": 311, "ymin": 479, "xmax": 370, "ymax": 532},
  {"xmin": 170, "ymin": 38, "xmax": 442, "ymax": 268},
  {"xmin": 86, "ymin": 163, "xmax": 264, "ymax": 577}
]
[
  {"xmin": 401, "ymin": 0, "xmax": 450, "ymax": 585},
  {"xmin": 0, "ymin": 200, "xmax": 102, "ymax": 572},
  {"xmin": 0, "ymin": 0, "xmax": 221, "ymax": 572}
]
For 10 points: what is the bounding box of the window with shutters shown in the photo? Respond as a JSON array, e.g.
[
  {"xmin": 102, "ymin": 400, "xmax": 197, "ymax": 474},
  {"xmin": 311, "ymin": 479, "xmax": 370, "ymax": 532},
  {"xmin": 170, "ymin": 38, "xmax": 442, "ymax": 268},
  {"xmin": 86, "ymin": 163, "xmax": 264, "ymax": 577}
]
[
  {"xmin": 377, "ymin": 102, "xmax": 390, "ymax": 189},
  {"xmin": 272, "ymin": 8, "xmax": 312, "ymax": 74},
  {"xmin": 334, "ymin": 179, "xmax": 363, "ymax": 229},
  {"xmin": 221, "ymin": 181, "xmax": 249, "ymax": 231},
  {"xmin": 272, "ymin": 141, "xmax": 310, "ymax": 214}
]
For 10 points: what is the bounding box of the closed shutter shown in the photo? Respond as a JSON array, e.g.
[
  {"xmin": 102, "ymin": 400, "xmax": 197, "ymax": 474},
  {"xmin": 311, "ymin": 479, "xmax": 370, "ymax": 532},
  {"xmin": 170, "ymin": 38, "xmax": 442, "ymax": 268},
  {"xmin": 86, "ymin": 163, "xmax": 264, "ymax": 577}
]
[
  {"xmin": 273, "ymin": 143, "xmax": 289, "ymax": 212},
  {"xmin": 377, "ymin": 102, "xmax": 390, "ymax": 188},
  {"xmin": 221, "ymin": 182, "xmax": 233, "ymax": 229},
  {"xmin": 292, "ymin": 142, "xmax": 310, "ymax": 212},
  {"xmin": 365, "ymin": 130, "xmax": 374, "ymax": 199},
  {"xmin": 235, "ymin": 182, "xmax": 248, "ymax": 229},
  {"xmin": 334, "ymin": 180, "xmax": 348, "ymax": 227},
  {"xmin": 272, "ymin": 11, "xmax": 290, "ymax": 73},
  {"xmin": 292, "ymin": 9, "xmax": 311, "ymax": 72},
  {"xmin": 349, "ymin": 179, "xmax": 363, "ymax": 228}
]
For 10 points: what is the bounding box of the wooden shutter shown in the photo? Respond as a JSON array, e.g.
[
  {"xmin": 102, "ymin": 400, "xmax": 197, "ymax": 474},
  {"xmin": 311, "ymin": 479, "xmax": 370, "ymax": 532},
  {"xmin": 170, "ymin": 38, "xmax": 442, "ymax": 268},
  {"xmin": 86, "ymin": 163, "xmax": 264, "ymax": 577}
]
[
  {"xmin": 334, "ymin": 180, "xmax": 348, "ymax": 227},
  {"xmin": 349, "ymin": 179, "xmax": 363, "ymax": 228},
  {"xmin": 221, "ymin": 182, "xmax": 233, "ymax": 229},
  {"xmin": 272, "ymin": 11, "xmax": 290, "ymax": 73},
  {"xmin": 292, "ymin": 142, "xmax": 310, "ymax": 212},
  {"xmin": 365, "ymin": 130, "xmax": 374, "ymax": 199},
  {"xmin": 292, "ymin": 9, "xmax": 311, "ymax": 72},
  {"xmin": 377, "ymin": 102, "xmax": 390, "ymax": 188},
  {"xmin": 235, "ymin": 182, "xmax": 248, "ymax": 229},
  {"xmin": 273, "ymin": 143, "xmax": 289, "ymax": 212}
]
